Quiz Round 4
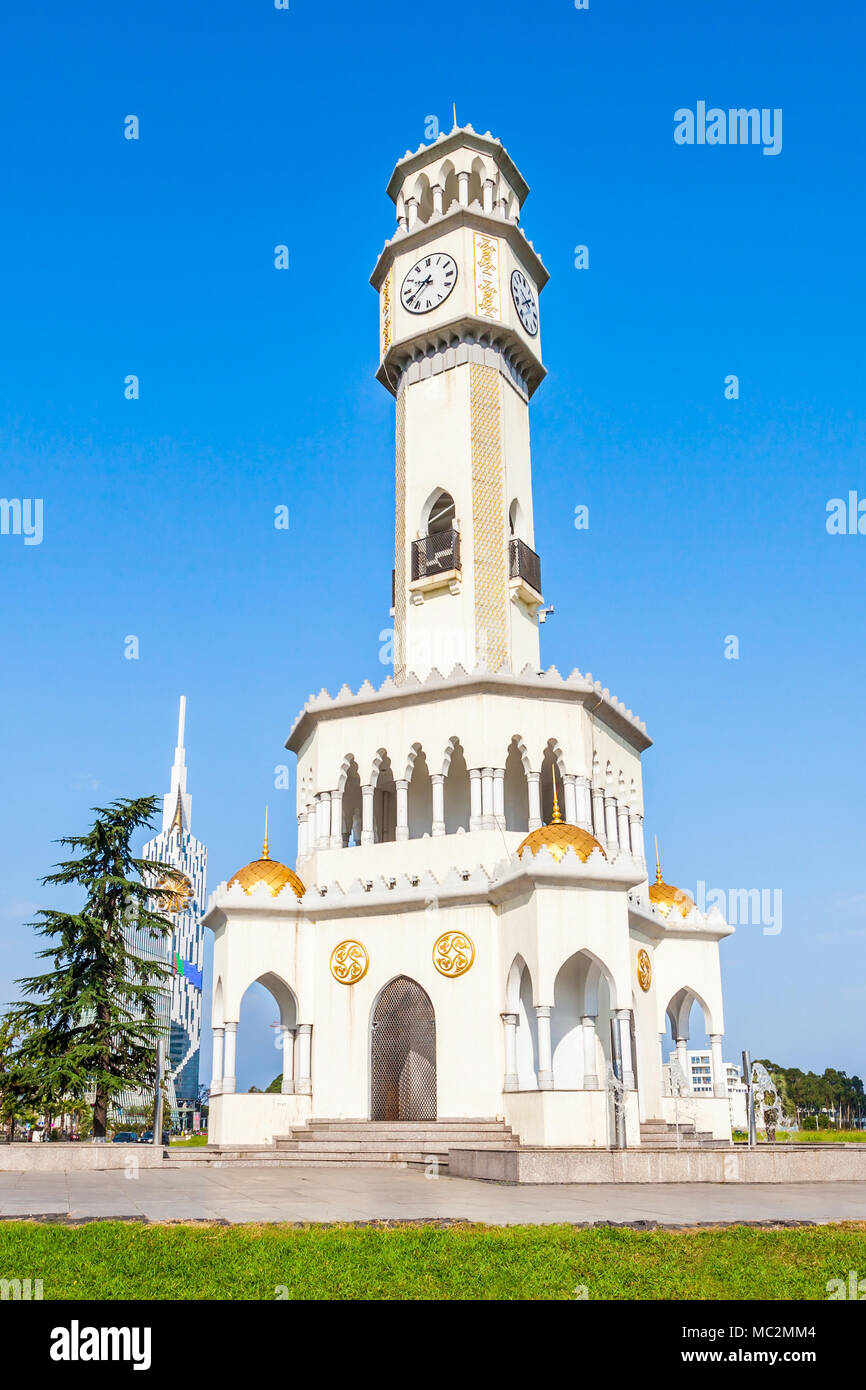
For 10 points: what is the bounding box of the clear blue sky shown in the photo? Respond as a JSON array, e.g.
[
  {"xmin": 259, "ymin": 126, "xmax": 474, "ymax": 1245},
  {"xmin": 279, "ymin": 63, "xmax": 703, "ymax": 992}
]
[{"xmin": 1, "ymin": 0, "xmax": 863, "ymax": 1094}]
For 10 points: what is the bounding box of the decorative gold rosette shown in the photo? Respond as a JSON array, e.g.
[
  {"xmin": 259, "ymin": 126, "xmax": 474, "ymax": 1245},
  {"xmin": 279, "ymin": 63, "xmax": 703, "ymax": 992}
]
[
  {"xmin": 433, "ymin": 931, "xmax": 475, "ymax": 978},
  {"xmin": 154, "ymin": 871, "xmax": 192, "ymax": 916},
  {"xmin": 330, "ymin": 940, "xmax": 369, "ymax": 985},
  {"xmin": 636, "ymin": 947, "xmax": 652, "ymax": 992}
]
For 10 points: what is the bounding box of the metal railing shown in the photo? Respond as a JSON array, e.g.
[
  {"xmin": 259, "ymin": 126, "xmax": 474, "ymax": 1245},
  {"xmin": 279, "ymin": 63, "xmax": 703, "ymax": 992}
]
[
  {"xmin": 509, "ymin": 537, "xmax": 541, "ymax": 595},
  {"xmin": 411, "ymin": 528, "xmax": 461, "ymax": 581}
]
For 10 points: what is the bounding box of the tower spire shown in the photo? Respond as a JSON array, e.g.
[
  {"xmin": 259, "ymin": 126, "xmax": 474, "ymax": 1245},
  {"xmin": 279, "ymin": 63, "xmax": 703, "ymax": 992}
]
[
  {"xmin": 262, "ymin": 806, "xmax": 270, "ymax": 861},
  {"xmin": 654, "ymin": 835, "xmax": 663, "ymax": 884}
]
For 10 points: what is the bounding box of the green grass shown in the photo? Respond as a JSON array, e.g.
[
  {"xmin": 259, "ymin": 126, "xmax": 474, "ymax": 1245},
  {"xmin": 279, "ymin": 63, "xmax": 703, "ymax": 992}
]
[
  {"xmin": 168, "ymin": 1135, "xmax": 207, "ymax": 1147},
  {"xmin": 1, "ymin": 1221, "xmax": 864, "ymax": 1300},
  {"xmin": 733, "ymin": 1130, "xmax": 866, "ymax": 1144}
]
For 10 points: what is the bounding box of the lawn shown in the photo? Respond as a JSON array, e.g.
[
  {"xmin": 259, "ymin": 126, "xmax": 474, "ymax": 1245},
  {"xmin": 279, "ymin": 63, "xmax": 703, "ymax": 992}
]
[
  {"xmin": 1, "ymin": 1221, "xmax": 864, "ymax": 1300},
  {"xmin": 733, "ymin": 1130, "xmax": 866, "ymax": 1144}
]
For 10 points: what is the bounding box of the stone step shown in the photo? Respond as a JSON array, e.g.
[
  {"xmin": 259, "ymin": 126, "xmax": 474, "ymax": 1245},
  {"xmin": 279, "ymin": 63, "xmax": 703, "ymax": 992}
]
[
  {"xmin": 291, "ymin": 1120, "xmax": 512, "ymax": 1134},
  {"xmin": 276, "ymin": 1137, "xmax": 519, "ymax": 1154},
  {"xmin": 280, "ymin": 1127, "xmax": 514, "ymax": 1143}
]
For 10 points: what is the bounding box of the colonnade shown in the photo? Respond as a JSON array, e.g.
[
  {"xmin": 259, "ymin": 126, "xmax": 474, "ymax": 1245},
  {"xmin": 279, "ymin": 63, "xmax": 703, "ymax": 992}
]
[{"xmin": 210, "ymin": 1022, "xmax": 313, "ymax": 1097}]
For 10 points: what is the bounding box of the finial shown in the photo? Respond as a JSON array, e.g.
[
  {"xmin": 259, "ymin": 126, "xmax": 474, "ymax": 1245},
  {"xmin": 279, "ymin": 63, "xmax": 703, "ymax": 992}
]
[
  {"xmin": 452, "ymin": 101, "xmax": 458, "ymax": 131},
  {"xmin": 170, "ymin": 787, "xmax": 184, "ymax": 836},
  {"xmin": 550, "ymin": 767, "xmax": 563, "ymax": 825},
  {"xmin": 262, "ymin": 806, "xmax": 270, "ymax": 861},
  {"xmin": 654, "ymin": 835, "xmax": 663, "ymax": 884}
]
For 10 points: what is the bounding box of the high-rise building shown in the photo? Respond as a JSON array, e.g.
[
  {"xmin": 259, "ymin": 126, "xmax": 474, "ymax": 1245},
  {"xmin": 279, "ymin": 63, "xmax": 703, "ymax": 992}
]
[{"xmin": 142, "ymin": 697, "xmax": 207, "ymax": 1113}]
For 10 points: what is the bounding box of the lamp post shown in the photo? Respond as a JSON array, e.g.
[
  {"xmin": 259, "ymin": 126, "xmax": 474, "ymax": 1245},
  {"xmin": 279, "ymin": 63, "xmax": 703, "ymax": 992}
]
[{"xmin": 152, "ymin": 1037, "xmax": 164, "ymax": 1146}]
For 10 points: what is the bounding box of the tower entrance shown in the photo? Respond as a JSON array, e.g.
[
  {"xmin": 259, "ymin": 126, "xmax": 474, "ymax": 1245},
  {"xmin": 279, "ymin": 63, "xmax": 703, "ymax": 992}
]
[{"xmin": 370, "ymin": 977, "xmax": 437, "ymax": 1121}]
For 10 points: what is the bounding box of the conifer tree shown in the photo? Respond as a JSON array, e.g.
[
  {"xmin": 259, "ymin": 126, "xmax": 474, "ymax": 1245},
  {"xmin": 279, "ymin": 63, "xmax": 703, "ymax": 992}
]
[{"xmin": 6, "ymin": 796, "xmax": 177, "ymax": 1139}]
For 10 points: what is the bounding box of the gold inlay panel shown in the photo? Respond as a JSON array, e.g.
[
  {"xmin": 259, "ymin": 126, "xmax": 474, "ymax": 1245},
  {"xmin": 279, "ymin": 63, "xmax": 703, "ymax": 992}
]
[{"xmin": 470, "ymin": 362, "xmax": 508, "ymax": 671}]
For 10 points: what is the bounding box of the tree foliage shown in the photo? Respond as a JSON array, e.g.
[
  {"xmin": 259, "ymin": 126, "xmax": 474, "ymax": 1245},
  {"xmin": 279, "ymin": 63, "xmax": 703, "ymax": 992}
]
[{"xmin": 4, "ymin": 796, "xmax": 177, "ymax": 1138}]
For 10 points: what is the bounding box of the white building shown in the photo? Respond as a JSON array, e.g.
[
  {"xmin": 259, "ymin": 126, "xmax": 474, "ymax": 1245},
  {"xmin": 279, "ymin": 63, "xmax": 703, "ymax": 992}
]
[
  {"xmin": 203, "ymin": 122, "xmax": 735, "ymax": 1152},
  {"xmin": 142, "ymin": 698, "xmax": 207, "ymax": 1123}
]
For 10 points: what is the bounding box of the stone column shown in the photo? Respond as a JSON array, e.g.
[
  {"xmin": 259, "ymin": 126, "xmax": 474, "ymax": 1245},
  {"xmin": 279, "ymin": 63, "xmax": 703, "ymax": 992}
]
[
  {"xmin": 501, "ymin": 1013, "xmax": 519, "ymax": 1092},
  {"xmin": 591, "ymin": 783, "xmax": 606, "ymax": 841},
  {"xmin": 675, "ymin": 1036, "xmax": 690, "ymax": 1089},
  {"xmin": 329, "ymin": 790, "xmax": 343, "ymax": 849},
  {"xmin": 617, "ymin": 801, "xmax": 631, "ymax": 851},
  {"xmin": 317, "ymin": 792, "xmax": 331, "ymax": 849},
  {"xmin": 581, "ymin": 1016, "xmax": 599, "ymax": 1089},
  {"xmin": 604, "ymin": 794, "xmax": 618, "ymax": 846},
  {"xmin": 564, "ymin": 773, "xmax": 578, "ymax": 825},
  {"xmin": 616, "ymin": 1009, "xmax": 635, "ymax": 1089},
  {"xmin": 406, "ymin": 195, "xmax": 419, "ymax": 228},
  {"xmin": 469, "ymin": 768, "xmax": 483, "ymax": 830},
  {"xmin": 576, "ymin": 775, "xmax": 592, "ymax": 829},
  {"xmin": 483, "ymin": 177, "xmax": 494, "ymax": 213},
  {"xmin": 535, "ymin": 1005, "xmax": 553, "ymax": 1090},
  {"xmin": 629, "ymin": 810, "xmax": 645, "ymax": 859},
  {"xmin": 527, "ymin": 771, "xmax": 542, "ymax": 830},
  {"xmin": 297, "ymin": 812, "xmax": 308, "ymax": 861},
  {"xmin": 432, "ymin": 183, "xmax": 444, "ymax": 216},
  {"xmin": 492, "ymin": 767, "xmax": 506, "ymax": 828},
  {"xmin": 281, "ymin": 1028, "xmax": 296, "ymax": 1094},
  {"xmin": 481, "ymin": 767, "xmax": 495, "ymax": 828},
  {"xmin": 296, "ymin": 1024, "xmax": 312, "ymax": 1095},
  {"xmin": 222, "ymin": 1022, "xmax": 238, "ymax": 1095},
  {"xmin": 361, "ymin": 784, "xmax": 374, "ymax": 845},
  {"xmin": 395, "ymin": 780, "xmax": 409, "ymax": 841},
  {"xmin": 431, "ymin": 774, "xmax": 446, "ymax": 836},
  {"xmin": 457, "ymin": 170, "xmax": 469, "ymax": 206},
  {"xmin": 709, "ymin": 1034, "xmax": 728, "ymax": 1098},
  {"xmin": 211, "ymin": 1026, "xmax": 224, "ymax": 1097}
]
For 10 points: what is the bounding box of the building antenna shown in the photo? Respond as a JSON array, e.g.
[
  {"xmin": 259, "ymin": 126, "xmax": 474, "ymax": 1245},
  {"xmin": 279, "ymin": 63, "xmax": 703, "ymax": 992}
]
[{"xmin": 452, "ymin": 101, "xmax": 458, "ymax": 130}]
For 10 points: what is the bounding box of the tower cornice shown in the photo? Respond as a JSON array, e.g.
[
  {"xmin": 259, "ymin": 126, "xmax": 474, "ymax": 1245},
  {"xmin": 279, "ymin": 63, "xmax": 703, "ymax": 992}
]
[
  {"xmin": 370, "ymin": 204, "xmax": 548, "ymax": 294},
  {"xmin": 385, "ymin": 127, "xmax": 530, "ymax": 208}
]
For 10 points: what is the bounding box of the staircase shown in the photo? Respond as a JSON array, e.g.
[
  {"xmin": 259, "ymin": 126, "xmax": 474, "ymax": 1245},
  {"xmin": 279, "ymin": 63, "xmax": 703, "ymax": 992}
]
[
  {"xmin": 640, "ymin": 1119, "xmax": 730, "ymax": 1149},
  {"xmin": 272, "ymin": 1117, "xmax": 520, "ymax": 1172}
]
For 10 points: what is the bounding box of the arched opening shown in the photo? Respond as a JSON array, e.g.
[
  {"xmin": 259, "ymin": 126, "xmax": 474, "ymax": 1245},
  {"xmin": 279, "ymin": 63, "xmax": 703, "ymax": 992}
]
[
  {"xmin": 235, "ymin": 973, "xmax": 298, "ymax": 1095},
  {"xmin": 550, "ymin": 950, "xmax": 616, "ymax": 1091},
  {"xmin": 468, "ymin": 157, "xmax": 485, "ymax": 209},
  {"xmin": 373, "ymin": 751, "xmax": 396, "ymax": 844},
  {"xmin": 506, "ymin": 955, "xmax": 539, "ymax": 1091},
  {"xmin": 508, "ymin": 498, "xmax": 525, "ymax": 539},
  {"xmin": 443, "ymin": 738, "xmax": 470, "ymax": 833},
  {"xmin": 540, "ymin": 739, "xmax": 565, "ymax": 825},
  {"xmin": 340, "ymin": 756, "xmax": 362, "ymax": 847},
  {"xmin": 413, "ymin": 172, "xmax": 434, "ymax": 225},
  {"xmin": 504, "ymin": 736, "xmax": 530, "ymax": 831},
  {"xmin": 370, "ymin": 977, "xmax": 436, "ymax": 1121},
  {"xmin": 664, "ymin": 988, "xmax": 713, "ymax": 1096},
  {"xmin": 440, "ymin": 161, "xmax": 458, "ymax": 215},
  {"xmin": 424, "ymin": 488, "xmax": 456, "ymax": 534},
  {"xmin": 407, "ymin": 745, "xmax": 432, "ymax": 839}
]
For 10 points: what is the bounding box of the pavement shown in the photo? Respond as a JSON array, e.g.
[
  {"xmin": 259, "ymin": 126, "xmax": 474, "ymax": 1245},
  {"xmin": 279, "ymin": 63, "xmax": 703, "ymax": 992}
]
[{"xmin": 0, "ymin": 1167, "xmax": 864, "ymax": 1225}]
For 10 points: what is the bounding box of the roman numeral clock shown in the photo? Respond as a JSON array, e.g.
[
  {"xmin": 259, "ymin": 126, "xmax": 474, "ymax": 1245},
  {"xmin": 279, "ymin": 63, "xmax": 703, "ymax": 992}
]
[{"xmin": 371, "ymin": 123, "xmax": 549, "ymax": 683}]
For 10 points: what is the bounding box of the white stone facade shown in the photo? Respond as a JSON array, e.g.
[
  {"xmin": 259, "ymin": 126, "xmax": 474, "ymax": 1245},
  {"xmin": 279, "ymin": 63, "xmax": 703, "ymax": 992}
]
[{"xmin": 203, "ymin": 124, "xmax": 734, "ymax": 1151}]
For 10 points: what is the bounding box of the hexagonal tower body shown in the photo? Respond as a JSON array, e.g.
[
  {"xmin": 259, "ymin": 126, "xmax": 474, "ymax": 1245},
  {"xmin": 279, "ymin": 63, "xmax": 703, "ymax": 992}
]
[{"xmin": 371, "ymin": 124, "xmax": 549, "ymax": 684}]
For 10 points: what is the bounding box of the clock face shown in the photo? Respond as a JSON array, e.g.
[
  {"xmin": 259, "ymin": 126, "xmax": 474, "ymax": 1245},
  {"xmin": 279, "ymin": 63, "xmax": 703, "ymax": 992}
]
[
  {"xmin": 511, "ymin": 268, "xmax": 538, "ymax": 336},
  {"xmin": 400, "ymin": 252, "xmax": 458, "ymax": 314}
]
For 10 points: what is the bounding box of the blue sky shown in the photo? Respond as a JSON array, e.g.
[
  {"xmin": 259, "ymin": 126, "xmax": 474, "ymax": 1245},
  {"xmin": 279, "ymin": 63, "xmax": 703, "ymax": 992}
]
[{"xmin": 1, "ymin": 0, "xmax": 863, "ymax": 1094}]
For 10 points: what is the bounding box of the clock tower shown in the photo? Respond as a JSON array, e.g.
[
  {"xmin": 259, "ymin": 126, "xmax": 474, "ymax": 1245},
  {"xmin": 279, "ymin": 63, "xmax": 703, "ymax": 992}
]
[{"xmin": 371, "ymin": 123, "xmax": 549, "ymax": 683}]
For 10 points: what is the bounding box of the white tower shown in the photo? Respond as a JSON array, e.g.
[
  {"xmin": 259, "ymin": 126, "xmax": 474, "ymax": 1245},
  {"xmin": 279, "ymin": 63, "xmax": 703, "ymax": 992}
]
[
  {"xmin": 142, "ymin": 697, "xmax": 207, "ymax": 1114},
  {"xmin": 371, "ymin": 123, "xmax": 549, "ymax": 682}
]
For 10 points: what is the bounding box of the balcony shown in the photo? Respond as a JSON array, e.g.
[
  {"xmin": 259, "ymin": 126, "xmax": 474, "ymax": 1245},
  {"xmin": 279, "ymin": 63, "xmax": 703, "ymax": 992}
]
[
  {"xmin": 408, "ymin": 528, "xmax": 461, "ymax": 602},
  {"xmin": 411, "ymin": 528, "xmax": 461, "ymax": 580},
  {"xmin": 509, "ymin": 537, "xmax": 542, "ymax": 601}
]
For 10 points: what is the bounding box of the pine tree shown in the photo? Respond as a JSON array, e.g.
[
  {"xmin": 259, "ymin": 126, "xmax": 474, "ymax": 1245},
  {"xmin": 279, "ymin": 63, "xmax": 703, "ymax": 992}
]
[{"xmin": 6, "ymin": 796, "xmax": 177, "ymax": 1139}]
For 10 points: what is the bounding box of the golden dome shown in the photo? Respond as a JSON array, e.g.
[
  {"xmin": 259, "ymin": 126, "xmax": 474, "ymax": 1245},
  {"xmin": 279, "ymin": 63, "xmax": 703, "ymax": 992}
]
[
  {"xmin": 517, "ymin": 779, "xmax": 607, "ymax": 864},
  {"xmin": 648, "ymin": 842, "xmax": 694, "ymax": 919},
  {"xmin": 227, "ymin": 810, "xmax": 305, "ymax": 900}
]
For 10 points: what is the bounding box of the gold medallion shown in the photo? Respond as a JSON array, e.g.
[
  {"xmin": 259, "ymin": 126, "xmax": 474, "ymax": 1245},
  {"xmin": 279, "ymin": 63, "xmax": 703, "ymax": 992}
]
[
  {"xmin": 330, "ymin": 940, "xmax": 369, "ymax": 985},
  {"xmin": 433, "ymin": 931, "xmax": 475, "ymax": 978},
  {"xmin": 636, "ymin": 947, "xmax": 652, "ymax": 992}
]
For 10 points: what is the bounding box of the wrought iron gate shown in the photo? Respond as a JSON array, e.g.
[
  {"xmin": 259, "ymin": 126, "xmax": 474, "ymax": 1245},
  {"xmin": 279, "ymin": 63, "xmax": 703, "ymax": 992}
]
[{"xmin": 370, "ymin": 976, "xmax": 437, "ymax": 1121}]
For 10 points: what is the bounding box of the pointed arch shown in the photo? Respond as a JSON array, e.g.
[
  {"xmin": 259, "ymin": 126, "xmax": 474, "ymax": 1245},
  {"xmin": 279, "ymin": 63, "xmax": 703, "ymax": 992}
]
[{"xmin": 504, "ymin": 735, "xmax": 530, "ymax": 831}]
